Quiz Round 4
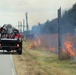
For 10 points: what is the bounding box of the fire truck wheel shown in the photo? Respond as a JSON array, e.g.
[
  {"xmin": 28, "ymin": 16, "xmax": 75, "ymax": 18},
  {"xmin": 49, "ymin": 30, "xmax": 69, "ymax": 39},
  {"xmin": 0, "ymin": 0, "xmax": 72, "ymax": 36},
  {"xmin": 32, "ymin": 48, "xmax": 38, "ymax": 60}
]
[{"xmin": 17, "ymin": 48, "xmax": 22, "ymax": 55}]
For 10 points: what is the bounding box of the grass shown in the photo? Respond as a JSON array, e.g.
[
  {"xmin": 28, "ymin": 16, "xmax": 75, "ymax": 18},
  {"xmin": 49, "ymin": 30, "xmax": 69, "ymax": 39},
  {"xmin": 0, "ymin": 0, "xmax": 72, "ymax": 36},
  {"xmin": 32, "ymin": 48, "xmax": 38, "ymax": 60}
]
[{"xmin": 13, "ymin": 41, "xmax": 76, "ymax": 75}]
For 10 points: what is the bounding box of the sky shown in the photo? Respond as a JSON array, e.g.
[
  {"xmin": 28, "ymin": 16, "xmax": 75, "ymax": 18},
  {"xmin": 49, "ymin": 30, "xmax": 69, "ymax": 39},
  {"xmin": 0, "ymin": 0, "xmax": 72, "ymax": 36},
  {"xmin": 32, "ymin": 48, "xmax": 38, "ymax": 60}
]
[{"xmin": 0, "ymin": 0, "xmax": 76, "ymax": 30}]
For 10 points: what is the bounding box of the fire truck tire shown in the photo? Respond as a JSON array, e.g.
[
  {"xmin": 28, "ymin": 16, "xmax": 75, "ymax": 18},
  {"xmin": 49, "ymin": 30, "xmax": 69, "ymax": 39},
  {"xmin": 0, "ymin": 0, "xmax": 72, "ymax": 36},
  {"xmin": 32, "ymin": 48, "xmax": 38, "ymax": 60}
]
[{"xmin": 17, "ymin": 48, "xmax": 22, "ymax": 55}]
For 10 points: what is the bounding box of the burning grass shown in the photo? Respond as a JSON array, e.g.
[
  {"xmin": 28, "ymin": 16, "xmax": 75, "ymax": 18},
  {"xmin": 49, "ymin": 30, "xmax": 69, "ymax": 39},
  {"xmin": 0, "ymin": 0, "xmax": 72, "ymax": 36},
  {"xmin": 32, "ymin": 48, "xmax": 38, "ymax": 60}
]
[
  {"xmin": 13, "ymin": 34, "xmax": 76, "ymax": 74},
  {"xmin": 13, "ymin": 41, "xmax": 76, "ymax": 75},
  {"xmin": 27, "ymin": 34, "xmax": 58, "ymax": 51},
  {"xmin": 27, "ymin": 36, "xmax": 42, "ymax": 49},
  {"xmin": 61, "ymin": 34, "xmax": 76, "ymax": 59},
  {"xmin": 26, "ymin": 33, "xmax": 76, "ymax": 60}
]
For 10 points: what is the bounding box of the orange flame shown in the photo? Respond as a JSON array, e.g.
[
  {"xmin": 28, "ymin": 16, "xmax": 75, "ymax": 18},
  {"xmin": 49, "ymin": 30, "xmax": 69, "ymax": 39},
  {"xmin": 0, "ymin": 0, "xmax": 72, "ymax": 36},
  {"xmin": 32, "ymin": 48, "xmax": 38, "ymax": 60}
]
[
  {"xmin": 64, "ymin": 41, "xmax": 75, "ymax": 56},
  {"xmin": 38, "ymin": 37, "xmax": 41, "ymax": 44},
  {"xmin": 62, "ymin": 48, "xmax": 66, "ymax": 53},
  {"xmin": 34, "ymin": 40, "xmax": 37, "ymax": 47},
  {"xmin": 49, "ymin": 47, "xmax": 55, "ymax": 51},
  {"xmin": 37, "ymin": 36, "xmax": 41, "ymax": 47},
  {"xmin": 28, "ymin": 36, "xmax": 42, "ymax": 49}
]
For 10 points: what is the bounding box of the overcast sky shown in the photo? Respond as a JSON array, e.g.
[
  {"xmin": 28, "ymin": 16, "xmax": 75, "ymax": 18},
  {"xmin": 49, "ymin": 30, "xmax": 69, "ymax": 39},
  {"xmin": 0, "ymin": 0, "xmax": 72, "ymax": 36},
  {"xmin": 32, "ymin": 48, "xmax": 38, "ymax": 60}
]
[{"xmin": 0, "ymin": 0, "xmax": 76, "ymax": 30}]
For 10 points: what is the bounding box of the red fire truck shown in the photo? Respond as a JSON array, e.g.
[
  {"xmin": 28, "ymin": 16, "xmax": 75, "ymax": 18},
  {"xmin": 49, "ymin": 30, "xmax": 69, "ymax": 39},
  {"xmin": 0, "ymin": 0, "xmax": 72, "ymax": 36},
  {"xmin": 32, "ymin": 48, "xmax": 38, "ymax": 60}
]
[{"xmin": 0, "ymin": 24, "xmax": 22, "ymax": 54}]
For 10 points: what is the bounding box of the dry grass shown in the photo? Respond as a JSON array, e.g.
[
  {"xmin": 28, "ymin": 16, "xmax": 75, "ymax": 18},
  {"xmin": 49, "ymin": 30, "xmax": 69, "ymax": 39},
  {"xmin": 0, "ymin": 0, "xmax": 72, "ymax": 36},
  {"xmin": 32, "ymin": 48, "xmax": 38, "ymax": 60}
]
[{"xmin": 13, "ymin": 41, "xmax": 76, "ymax": 75}]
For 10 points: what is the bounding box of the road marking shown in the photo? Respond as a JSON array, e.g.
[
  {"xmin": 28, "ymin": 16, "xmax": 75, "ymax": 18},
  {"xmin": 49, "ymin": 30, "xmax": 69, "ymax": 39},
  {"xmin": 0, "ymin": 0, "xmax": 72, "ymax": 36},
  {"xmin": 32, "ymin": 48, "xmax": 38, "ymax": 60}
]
[
  {"xmin": 12, "ymin": 68, "xmax": 14, "ymax": 75},
  {"xmin": 10, "ymin": 54, "xmax": 12, "ymax": 60},
  {"xmin": 10, "ymin": 54, "xmax": 17, "ymax": 75},
  {"xmin": 10, "ymin": 55, "xmax": 15, "ymax": 75}
]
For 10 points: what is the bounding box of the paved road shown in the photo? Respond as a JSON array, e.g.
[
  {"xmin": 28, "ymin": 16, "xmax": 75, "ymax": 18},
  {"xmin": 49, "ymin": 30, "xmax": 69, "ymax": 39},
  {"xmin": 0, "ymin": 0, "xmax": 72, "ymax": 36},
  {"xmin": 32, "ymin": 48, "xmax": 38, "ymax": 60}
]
[{"xmin": 0, "ymin": 53, "xmax": 17, "ymax": 75}]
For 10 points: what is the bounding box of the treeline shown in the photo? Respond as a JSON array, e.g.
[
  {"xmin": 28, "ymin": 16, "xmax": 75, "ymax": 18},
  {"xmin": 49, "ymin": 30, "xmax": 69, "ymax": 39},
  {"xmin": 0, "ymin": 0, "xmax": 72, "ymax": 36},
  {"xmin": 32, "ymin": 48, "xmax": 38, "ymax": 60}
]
[{"xmin": 31, "ymin": 3, "xmax": 76, "ymax": 35}]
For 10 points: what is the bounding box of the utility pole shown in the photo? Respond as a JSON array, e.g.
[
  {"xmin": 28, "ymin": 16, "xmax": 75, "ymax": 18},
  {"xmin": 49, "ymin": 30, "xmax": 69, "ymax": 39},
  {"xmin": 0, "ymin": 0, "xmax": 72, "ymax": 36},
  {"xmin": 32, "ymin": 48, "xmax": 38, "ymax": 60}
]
[
  {"xmin": 18, "ymin": 21, "xmax": 20, "ymax": 30},
  {"xmin": 25, "ymin": 12, "xmax": 29, "ymax": 31},
  {"xmin": 20, "ymin": 22, "xmax": 22, "ymax": 32},
  {"xmin": 18, "ymin": 21, "xmax": 22, "ymax": 32},
  {"xmin": 58, "ymin": 7, "xmax": 62, "ymax": 58},
  {"xmin": 23, "ymin": 19, "xmax": 25, "ymax": 32}
]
